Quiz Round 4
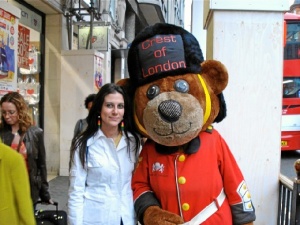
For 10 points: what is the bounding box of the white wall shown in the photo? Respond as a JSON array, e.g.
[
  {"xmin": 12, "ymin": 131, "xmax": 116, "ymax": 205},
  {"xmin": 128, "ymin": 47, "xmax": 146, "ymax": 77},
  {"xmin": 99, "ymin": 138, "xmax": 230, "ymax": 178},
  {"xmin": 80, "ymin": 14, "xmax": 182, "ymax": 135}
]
[
  {"xmin": 191, "ymin": 0, "xmax": 206, "ymax": 59},
  {"xmin": 202, "ymin": 1, "xmax": 289, "ymax": 224},
  {"xmin": 44, "ymin": 14, "xmax": 63, "ymax": 175},
  {"xmin": 59, "ymin": 50, "xmax": 103, "ymax": 175}
]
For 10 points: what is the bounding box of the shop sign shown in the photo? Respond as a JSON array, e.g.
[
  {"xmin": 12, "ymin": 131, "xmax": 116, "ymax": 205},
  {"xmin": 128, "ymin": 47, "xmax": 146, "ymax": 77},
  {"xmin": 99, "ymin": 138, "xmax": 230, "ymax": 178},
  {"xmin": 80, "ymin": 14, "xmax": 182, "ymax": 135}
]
[
  {"xmin": 78, "ymin": 26, "xmax": 108, "ymax": 51},
  {"xmin": 19, "ymin": 6, "xmax": 42, "ymax": 33}
]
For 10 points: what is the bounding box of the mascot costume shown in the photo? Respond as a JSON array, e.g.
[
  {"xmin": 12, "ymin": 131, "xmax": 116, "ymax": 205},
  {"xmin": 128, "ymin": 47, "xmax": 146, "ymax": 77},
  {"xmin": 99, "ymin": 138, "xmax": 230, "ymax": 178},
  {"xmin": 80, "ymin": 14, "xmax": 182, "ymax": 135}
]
[{"xmin": 122, "ymin": 23, "xmax": 256, "ymax": 225}]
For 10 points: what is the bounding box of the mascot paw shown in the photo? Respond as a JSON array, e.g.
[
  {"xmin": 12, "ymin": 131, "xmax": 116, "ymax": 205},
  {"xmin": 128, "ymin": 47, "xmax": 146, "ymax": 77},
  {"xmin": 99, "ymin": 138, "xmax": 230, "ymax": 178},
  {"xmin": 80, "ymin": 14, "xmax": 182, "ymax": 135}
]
[{"xmin": 143, "ymin": 206, "xmax": 184, "ymax": 225}]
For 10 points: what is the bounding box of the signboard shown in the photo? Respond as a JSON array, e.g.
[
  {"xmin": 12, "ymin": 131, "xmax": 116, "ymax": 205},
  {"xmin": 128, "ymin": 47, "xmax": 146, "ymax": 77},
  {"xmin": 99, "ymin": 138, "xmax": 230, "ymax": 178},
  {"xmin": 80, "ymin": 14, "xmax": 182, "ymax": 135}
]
[
  {"xmin": 78, "ymin": 26, "xmax": 108, "ymax": 51},
  {"xmin": 19, "ymin": 5, "xmax": 42, "ymax": 32}
]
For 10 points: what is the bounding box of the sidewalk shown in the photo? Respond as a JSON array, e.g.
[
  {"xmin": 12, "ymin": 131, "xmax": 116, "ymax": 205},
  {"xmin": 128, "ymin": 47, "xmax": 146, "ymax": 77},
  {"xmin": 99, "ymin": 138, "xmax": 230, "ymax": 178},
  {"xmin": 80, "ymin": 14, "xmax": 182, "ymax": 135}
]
[{"xmin": 36, "ymin": 176, "xmax": 69, "ymax": 213}]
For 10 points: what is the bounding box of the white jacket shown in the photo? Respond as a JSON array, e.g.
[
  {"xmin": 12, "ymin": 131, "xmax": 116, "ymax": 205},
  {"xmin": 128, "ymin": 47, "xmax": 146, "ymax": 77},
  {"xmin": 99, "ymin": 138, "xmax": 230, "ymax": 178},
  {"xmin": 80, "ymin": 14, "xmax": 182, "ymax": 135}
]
[{"xmin": 68, "ymin": 130, "xmax": 138, "ymax": 225}]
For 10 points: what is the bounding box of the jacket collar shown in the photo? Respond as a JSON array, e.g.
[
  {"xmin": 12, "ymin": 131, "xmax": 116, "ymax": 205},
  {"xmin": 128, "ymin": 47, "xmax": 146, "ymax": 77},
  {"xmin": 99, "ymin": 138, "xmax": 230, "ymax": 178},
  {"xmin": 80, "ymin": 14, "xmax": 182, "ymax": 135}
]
[{"xmin": 87, "ymin": 129, "xmax": 134, "ymax": 149}]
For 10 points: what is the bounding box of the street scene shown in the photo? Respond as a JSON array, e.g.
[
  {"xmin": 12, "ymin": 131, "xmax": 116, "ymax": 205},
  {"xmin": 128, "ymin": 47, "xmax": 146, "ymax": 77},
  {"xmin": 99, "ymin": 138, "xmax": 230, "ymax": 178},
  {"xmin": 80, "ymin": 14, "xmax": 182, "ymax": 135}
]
[
  {"xmin": 0, "ymin": 0, "xmax": 299, "ymax": 225},
  {"xmin": 41, "ymin": 152, "xmax": 300, "ymax": 216}
]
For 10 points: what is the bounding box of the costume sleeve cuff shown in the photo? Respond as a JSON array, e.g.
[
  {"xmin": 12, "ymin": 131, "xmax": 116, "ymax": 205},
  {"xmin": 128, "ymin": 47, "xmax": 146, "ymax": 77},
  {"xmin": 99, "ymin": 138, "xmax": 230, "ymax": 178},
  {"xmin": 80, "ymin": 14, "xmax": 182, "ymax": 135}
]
[{"xmin": 134, "ymin": 192, "xmax": 161, "ymax": 224}]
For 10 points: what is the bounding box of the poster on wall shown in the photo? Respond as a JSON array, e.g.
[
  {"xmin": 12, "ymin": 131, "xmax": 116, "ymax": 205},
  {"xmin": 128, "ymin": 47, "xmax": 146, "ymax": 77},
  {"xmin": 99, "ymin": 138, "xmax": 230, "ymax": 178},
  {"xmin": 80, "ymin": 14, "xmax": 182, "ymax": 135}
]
[
  {"xmin": 18, "ymin": 25, "xmax": 30, "ymax": 70},
  {"xmin": 94, "ymin": 54, "xmax": 104, "ymax": 92},
  {"xmin": 0, "ymin": 7, "xmax": 18, "ymax": 95},
  {"xmin": 78, "ymin": 26, "xmax": 108, "ymax": 51}
]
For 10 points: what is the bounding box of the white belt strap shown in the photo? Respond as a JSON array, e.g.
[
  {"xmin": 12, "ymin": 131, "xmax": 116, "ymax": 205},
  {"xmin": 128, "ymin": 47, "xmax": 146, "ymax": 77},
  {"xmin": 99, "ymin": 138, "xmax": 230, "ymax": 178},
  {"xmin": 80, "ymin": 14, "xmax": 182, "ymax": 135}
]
[{"xmin": 182, "ymin": 188, "xmax": 226, "ymax": 225}]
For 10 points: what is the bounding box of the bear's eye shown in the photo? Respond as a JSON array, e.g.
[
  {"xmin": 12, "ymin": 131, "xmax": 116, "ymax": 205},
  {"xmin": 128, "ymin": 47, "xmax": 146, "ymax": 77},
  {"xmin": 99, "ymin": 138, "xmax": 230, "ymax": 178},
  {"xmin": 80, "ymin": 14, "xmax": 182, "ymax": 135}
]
[
  {"xmin": 174, "ymin": 80, "xmax": 189, "ymax": 93},
  {"xmin": 147, "ymin": 85, "xmax": 160, "ymax": 99}
]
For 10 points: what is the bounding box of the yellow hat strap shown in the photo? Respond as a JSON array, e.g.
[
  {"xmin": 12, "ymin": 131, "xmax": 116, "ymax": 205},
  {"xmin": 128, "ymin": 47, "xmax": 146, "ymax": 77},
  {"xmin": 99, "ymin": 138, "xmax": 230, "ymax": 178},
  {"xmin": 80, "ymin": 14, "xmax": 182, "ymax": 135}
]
[
  {"xmin": 134, "ymin": 105, "xmax": 148, "ymax": 136},
  {"xmin": 198, "ymin": 74, "xmax": 211, "ymax": 125}
]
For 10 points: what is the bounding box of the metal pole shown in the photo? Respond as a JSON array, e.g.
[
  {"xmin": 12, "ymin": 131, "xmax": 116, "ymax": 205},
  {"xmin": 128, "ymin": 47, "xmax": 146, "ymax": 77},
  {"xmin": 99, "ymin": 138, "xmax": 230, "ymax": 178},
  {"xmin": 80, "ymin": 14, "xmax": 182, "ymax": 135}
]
[
  {"xmin": 66, "ymin": 13, "xmax": 72, "ymax": 50},
  {"xmin": 291, "ymin": 159, "xmax": 300, "ymax": 225},
  {"xmin": 89, "ymin": 0, "xmax": 94, "ymax": 49}
]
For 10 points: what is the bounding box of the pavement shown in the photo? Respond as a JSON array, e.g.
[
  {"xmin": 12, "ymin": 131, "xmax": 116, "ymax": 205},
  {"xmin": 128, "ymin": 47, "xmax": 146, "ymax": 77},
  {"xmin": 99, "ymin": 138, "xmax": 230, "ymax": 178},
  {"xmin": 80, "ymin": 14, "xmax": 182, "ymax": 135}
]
[{"xmin": 36, "ymin": 176, "xmax": 69, "ymax": 213}]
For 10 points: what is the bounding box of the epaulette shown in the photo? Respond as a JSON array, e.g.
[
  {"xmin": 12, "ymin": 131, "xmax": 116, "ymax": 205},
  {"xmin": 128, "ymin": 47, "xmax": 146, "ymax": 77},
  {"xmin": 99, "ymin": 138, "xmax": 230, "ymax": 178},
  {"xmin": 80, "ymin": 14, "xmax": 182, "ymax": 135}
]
[{"xmin": 205, "ymin": 125, "xmax": 214, "ymax": 134}]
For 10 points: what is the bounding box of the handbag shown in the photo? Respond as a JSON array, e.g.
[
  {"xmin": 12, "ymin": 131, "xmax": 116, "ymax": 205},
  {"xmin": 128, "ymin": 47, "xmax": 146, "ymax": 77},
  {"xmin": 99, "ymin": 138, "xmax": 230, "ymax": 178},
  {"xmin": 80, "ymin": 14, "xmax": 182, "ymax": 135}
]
[{"xmin": 34, "ymin": 201, "xmax": 68, "ymax": 225}]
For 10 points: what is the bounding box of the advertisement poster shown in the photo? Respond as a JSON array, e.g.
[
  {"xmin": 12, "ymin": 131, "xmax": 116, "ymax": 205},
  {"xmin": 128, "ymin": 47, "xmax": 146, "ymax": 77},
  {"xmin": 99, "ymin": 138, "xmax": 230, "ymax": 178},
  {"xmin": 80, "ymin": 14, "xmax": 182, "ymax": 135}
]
[
  {"xmin": 0, "ymin": 7, "xmax": 18, "ymax": 95},
  {"xmin": 18, "ymin": 25, "xmax": 30, "ymax": 70},
  {"xmin": 79, "ymin": 26, "xmax": 108, "ymax": 51},
  {"xmin": 94, "ymin": 54, "xmax": 103, "ymax": 92}
]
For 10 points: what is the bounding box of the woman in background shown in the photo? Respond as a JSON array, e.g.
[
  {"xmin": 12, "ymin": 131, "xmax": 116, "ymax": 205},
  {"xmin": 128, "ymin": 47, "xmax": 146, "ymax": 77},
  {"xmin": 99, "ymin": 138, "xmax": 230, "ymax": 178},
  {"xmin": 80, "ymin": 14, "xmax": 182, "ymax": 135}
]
[
  {"xmin": 73, "ymin": 93, "xmax": 96, "ymax": 139},
  {"xmin": 0, "ymin": 92, "xmax": 52, "ymax": 205},
  {"xmin": 68, "ymin": 83, "xmax": 141, "ymax": 225}
]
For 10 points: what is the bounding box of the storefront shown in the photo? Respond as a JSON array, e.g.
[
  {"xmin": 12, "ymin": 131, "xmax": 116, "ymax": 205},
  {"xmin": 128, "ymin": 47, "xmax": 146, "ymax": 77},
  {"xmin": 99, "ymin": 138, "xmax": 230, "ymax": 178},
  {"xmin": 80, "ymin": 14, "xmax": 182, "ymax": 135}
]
[{"xmin": 1, "ymin": 1, "xmax": 45, "ymax": 127}]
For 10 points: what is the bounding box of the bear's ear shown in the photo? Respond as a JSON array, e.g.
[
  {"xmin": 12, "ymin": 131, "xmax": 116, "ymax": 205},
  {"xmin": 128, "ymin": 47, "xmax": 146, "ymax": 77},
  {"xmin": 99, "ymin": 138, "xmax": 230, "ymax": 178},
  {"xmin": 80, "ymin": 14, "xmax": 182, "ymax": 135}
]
[
  {"xmin": 201, "ymin": 59, "xmax": 228, "ymax": 95},
  {"xmin": 116, "ymin": 78, "xmax": 135, "ymax": 100},
  {"xmin": 116, "ymin": 78, "xmax": 130, "ymax": 87}
]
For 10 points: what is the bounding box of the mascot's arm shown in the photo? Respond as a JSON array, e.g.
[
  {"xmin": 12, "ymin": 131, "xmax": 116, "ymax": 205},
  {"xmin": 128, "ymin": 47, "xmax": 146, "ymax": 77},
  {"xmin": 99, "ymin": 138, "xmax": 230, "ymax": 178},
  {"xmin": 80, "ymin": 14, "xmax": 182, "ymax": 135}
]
[{"xmin": 132, "ymin": 144, "xmax": 184, "ymax": 225}]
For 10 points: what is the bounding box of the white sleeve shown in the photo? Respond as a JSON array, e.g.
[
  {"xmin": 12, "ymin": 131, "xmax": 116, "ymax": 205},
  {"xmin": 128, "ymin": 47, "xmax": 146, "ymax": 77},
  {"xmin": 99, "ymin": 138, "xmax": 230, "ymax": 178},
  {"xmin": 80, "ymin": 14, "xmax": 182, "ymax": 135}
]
[{"xmin": 68, "ymin": 148, "xmax": 87, "ymax": 225}]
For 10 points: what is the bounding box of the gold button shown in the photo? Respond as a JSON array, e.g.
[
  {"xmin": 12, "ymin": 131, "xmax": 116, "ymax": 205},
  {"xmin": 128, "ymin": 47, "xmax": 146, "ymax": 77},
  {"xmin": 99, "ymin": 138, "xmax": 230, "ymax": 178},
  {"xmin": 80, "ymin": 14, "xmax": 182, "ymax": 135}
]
[
  {"xmin": 178, "ymin": 176, "xmax": 186, "ymax": 184},
  {"xmin": 182, "ymin": 203, "xmax": 190, "ymax": 211},
  {"xmin": 178, "ymin": 155, "xmax": 185, "ymax": 162}
]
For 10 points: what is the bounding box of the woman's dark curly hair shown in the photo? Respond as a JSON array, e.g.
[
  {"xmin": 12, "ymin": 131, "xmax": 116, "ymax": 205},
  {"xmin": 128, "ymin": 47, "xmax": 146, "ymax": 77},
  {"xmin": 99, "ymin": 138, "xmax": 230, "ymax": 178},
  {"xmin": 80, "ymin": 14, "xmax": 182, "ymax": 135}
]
[
  {"xmin": 0, "ymin": 92, "xmax": 32, "ymax": 133},
  {"xmin": 84, "ymin": 94, "xmax": 96, "ymax": 109}
]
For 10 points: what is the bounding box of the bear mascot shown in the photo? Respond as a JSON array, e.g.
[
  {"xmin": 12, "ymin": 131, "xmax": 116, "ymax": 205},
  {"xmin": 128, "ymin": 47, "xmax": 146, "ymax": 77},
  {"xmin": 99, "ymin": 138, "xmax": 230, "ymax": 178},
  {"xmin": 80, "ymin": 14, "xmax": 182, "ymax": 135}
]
[{"xmin": 121, "ymin": 23, "xmax": 256, "ymax": 225}]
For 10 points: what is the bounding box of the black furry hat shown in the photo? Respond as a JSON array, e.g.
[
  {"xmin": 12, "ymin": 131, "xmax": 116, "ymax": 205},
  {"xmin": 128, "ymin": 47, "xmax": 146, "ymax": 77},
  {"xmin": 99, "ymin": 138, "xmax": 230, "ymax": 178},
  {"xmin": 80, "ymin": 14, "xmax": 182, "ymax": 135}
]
[{"xmin": 127, "ymin": 23, "xmax": 204, "ymax": 88}]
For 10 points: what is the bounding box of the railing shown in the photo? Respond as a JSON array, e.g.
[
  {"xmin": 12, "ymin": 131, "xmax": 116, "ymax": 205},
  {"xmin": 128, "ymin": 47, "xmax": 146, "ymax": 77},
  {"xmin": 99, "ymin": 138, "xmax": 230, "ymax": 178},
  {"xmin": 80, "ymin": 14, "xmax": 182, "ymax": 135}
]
[{"xmin": 278, "ymin": 159, "xmax": 300, "ymax": 225}]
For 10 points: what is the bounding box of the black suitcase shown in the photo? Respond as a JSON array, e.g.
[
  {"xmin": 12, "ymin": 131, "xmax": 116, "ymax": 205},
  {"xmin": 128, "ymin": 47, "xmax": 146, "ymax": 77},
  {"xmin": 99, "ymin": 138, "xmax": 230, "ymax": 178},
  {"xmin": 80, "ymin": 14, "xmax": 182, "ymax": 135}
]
[{"xmin": 34, "ymin": 201, "xmax": 67, "ymax": 225}]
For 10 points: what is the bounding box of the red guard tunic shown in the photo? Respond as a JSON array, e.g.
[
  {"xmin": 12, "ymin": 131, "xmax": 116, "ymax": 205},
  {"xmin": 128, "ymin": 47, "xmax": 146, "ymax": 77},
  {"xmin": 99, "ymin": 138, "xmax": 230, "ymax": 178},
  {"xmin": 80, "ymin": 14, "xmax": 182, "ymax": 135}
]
[{"xmin": 132, "ymin": 129, "xmax": 255, "ymax": 224}]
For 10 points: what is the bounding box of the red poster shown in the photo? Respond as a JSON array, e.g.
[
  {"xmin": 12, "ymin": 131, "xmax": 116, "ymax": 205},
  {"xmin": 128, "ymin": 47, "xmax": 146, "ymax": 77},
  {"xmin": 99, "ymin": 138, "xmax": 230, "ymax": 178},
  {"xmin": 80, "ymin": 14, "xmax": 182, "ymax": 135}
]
[{"xmin": 18, "ymin": 25, "xmax": 30, "ymax": 69}]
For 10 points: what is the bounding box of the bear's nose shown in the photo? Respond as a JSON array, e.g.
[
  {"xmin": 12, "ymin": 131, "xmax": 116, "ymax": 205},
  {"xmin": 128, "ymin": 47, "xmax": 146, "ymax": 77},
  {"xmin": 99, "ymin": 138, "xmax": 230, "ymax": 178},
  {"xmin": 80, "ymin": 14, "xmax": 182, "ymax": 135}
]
[{"xmin": 158, "ymin": 100, "xmax": 182, "ymax": 123}]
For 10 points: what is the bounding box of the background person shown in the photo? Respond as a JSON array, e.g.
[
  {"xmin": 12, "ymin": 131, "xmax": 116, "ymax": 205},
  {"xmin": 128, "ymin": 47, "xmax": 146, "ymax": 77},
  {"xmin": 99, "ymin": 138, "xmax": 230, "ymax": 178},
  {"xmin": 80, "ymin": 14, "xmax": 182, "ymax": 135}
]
[
  {"xmin": 68, "ymin": 83, "xmax": 141, "ymax": 225},
  {"xmin": 73, "ymin": 93, "xmax": 96, "ymax": 139},
  {"xmin": 0, "ymin": 142, "xmax": 36, "ymax": 225},
  {"xmin": 0, "ymin": 92, "xmax": 52, "ymax": 205}
]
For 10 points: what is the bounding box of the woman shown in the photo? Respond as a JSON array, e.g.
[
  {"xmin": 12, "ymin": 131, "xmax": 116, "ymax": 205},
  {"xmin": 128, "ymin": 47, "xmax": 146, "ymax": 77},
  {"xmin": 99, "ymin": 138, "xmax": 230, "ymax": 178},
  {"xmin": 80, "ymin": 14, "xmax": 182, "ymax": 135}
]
[
  {"xmin": 73, "ymin": 93, "xmax": 96, "ymax": 139},
  {"xmin": 68, "ymin": 83, "xmax": 141, "ymax": 225},
  {"xmin": 0, "ymin": 92, "xmax": 52, "ymax": 204}
]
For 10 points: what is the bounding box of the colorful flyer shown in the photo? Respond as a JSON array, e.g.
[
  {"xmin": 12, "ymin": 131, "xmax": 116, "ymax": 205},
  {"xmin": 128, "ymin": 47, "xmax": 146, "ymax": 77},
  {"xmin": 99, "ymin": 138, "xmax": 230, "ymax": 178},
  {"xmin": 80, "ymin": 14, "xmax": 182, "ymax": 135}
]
[{"xmin": 0, "ymin": 7, "xmax": 18, "ymax": 95}]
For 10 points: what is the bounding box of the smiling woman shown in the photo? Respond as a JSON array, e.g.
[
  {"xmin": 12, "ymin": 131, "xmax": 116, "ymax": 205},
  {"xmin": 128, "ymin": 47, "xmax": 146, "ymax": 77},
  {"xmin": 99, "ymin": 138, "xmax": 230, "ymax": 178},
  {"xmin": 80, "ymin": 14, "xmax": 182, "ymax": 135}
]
[{"xmin": 68, "ymin": 83, "xmax": 142, "ymax": 225}]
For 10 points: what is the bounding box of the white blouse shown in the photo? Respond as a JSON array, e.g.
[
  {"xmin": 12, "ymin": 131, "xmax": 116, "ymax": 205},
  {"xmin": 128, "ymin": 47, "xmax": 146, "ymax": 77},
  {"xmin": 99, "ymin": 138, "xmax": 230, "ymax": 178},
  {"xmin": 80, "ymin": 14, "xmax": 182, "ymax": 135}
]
[{"xmin": 68, "ymin": 129, "xmax": 138, "ymax": 225}]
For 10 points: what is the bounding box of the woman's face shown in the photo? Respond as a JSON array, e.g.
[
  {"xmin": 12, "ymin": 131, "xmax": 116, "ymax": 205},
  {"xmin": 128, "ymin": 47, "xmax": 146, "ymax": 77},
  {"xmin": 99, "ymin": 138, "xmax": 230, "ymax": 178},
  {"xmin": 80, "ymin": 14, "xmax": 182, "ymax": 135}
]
[
  {"xmin": 1, "ymin": 102, "xmax": 19, "ymax": 126},
  {"xmin": 100, "ymin": 92, "xmax": 124, "ymax": 130}
]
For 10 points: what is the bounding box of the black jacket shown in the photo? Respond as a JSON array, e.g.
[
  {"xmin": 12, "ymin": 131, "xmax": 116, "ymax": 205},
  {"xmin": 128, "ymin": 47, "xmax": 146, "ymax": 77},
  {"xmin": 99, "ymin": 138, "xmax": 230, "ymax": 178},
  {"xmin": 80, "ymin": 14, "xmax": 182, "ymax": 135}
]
[{"xmin": 0, "ymin": 126, "xmax": 51, "ymax": 203}]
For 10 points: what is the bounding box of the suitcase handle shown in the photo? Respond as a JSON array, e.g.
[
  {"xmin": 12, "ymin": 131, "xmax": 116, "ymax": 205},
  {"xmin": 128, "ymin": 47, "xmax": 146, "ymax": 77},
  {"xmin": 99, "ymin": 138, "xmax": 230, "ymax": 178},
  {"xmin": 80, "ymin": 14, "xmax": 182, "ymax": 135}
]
[
  {"xmin": 35, "ymin": 200, "xmax": 58, "ymax": 206},
  {"xmin": 34, "ymin": 200, "xmax": 59, "ymax": 213}
]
